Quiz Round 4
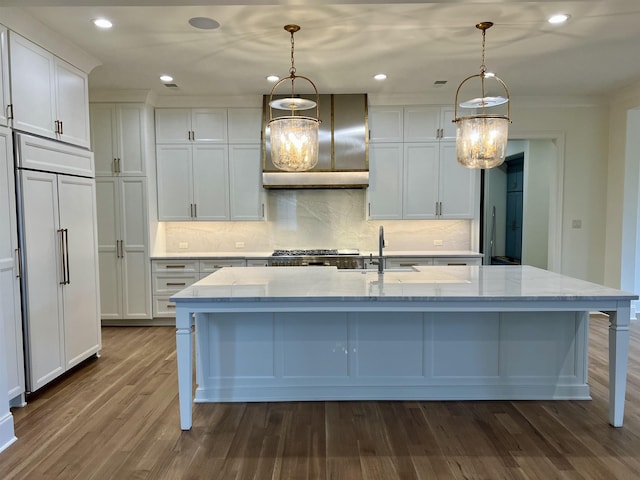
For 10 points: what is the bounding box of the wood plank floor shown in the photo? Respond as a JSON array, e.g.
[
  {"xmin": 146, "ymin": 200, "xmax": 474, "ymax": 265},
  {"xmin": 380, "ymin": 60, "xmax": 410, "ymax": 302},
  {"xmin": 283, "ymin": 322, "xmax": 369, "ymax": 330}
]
[{"xmin": 2, "ymin": 314, "xmax": 640, "ymax": 479}]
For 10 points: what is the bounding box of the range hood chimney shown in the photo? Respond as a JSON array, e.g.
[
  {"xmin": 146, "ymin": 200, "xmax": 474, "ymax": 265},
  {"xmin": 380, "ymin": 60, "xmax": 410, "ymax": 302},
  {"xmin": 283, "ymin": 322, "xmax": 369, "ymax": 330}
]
[{"xmin": 262, "ymin": 94, "xmax": 369, "ymax": 189}]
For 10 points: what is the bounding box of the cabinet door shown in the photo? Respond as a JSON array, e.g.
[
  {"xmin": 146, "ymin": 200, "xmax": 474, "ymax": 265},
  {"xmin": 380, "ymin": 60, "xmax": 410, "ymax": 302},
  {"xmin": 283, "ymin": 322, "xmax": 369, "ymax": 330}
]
[
  {"xmin": 90, "ymin": 103, "xmax": 118, "ymax": 176},
  {"xmin": 367, "ymin": 143, "xmax": 403, "ymax": 219},
  {"xmin": 0, "ymin": 27, "xmax": 10, "ymax": 127},
  {"xmin": 96, "ymin": 177, "xmax": 122, "ymax": 320},
  {"xmin": 438, "ymin": 142, "xmax": 478, "ymax": 219},
  {"xmin": 117, "ymin": 104, "xmax": 146, "ymax": 175},
  {"xmin": 368, "ymin": 106, "xmax": 403, "ymax": 143},
  {"xmin": 9, "ymin": 33, "xmax": 56, "ymax": 140},
  {"xmin": 229, "ymin": 144, "xmax": 263, "ymax": 220},
  {"xmin": 120, "ymin": 178, "xmax": 150, "ymax": 319},
  {"xmin": 403, "ymin": 106, "xmax": 440, "ymax": 142},
  {"xmin": 155, "ymin": 109, "xmax": 191, "ymax": 143},
  {"xmin": 192, "ymin": 144, "xmax": 229, "ymax": 220},
  {"xmin": 19, "ymin": 169, "xmax": 65, "ymax": 392},
  {"xmin": 0, "ymin": 128, "xmax": 24, "ymax": 400},
  {"xmin": 440, "ymin": 106, "xmax": 456, "ymax": 139},
  {"xmin": 228, "ymin": 108, "xmax": 262, "ymax": 144},
  {"xmin": 192, "ymin": 108, "xmax": 227, "ymax": 143},
  {"xmin": 55, "ymin": 58, "xmax": 90, "ymax": 148},
  {"xmin": 58, "ymin": 175, "xmax": 101, "ymax": 369},
  {"xmin": 403, "ymin": 143, "xmax": 438, "ymax": 219},
  {"xmin": 156, "ymin": 144, "xmax": 192, "ymax": 220}
]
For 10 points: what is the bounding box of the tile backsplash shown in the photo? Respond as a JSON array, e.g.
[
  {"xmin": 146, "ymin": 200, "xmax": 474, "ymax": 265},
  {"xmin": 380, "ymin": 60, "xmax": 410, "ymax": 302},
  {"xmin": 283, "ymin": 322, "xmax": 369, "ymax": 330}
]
[{"xmin": 162, "ymin": 189, "xmax": 473, "ymax": 253}]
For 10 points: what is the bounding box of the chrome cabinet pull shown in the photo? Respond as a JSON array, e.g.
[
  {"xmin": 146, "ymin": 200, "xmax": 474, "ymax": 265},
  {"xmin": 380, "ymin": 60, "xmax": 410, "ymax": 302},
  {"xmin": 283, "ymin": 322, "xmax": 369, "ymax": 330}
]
[
  {"xmin": 59, "ymin": 121, "xmax": 63, "ymax": 135},
  {"xmin": 54, "ymin": 120, "xmax": 60, "ymax": 134},
  {"xmin": 64, "ymin": 229, "xmax": 70, "ymax": 284},
  {"xmin": 167, "ymin": 282, "xmax": 187, "ymax": 286},
  {"xmin": 166, "ymin": 304, "xmax": 176, "ymax": 309},
  {"xmin": 261, "ymin": 203, "xmax": 265, "ymax": 218},
  {"xmin": 15, "ymin": 248, "xmax": 21, "ymax": 278},
  {"xmin": 7, "ymin": 104, "xmax": 13, "ymax": 120},
  {"xmin": 193, "ymin": 203, "xmax": 197, "ymax": 218},
  {"xmin": 166, "ymin": 264, "xmax": 186, "ymax": 269},
  {"xmin": 58, "ymin": 228, "xmax": 66, "ymax": 284},
  {"xmin": 116, "ymin": 158, "xmax": 121, "ymax": 173}
]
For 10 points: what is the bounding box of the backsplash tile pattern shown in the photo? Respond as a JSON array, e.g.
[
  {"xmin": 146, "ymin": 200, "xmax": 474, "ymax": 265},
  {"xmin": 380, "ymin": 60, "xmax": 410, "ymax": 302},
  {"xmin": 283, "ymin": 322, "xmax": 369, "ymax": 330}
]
[{"xmin": 162, "ymin": 190, "xmax": 472, "ymax": 254}]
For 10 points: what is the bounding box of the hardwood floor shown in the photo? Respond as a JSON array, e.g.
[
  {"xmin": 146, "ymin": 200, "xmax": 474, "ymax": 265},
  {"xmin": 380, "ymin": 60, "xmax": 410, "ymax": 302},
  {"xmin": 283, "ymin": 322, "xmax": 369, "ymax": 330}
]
[{"xmin": 2, "ymin": 315, "xmax": 640, "ymax": 479}]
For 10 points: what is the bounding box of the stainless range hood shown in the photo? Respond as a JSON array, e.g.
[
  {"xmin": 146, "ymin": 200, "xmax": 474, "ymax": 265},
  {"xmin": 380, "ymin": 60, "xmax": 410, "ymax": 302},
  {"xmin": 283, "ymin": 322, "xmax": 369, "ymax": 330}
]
[{"xmin": 262, "ymin": 93, "xmax": 369, "ymax": 188}]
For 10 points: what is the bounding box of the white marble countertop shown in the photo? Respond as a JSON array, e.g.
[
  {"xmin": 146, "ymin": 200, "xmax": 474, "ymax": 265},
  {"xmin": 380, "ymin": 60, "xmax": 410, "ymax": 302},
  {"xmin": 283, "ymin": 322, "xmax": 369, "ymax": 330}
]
[
  {"xmin": 170, "ymin": 265, "xmax": 637, "ymax": 303},
  {"xmin": 152, "ymin": 250, "xmax": 482, "ymax": 260}
]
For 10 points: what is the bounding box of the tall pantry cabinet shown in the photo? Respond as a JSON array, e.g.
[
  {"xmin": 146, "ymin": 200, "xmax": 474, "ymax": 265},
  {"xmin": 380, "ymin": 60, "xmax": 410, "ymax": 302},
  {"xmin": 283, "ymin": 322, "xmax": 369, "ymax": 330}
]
[
  {"xmin": 0, "ymin": 126, "xmax": 24, "ymax": 405},
  {"xmin": 90, "ymin": 103, "xmax": 152, "ymax": 322}
]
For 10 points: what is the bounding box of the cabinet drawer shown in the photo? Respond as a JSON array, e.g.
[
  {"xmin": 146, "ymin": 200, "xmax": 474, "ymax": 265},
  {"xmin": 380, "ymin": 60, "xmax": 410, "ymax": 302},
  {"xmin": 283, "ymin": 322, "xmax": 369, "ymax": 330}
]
[
  {"xmin": 152, "ymin": 260, "xmax": 199, "ymax": 273},
  {"xmin": 152, "ymin": 272, "xmax": 199, "ymax": 295},
  {"xmin": 246, "ymin": 258, "xmax": 270, "ymax": 267},
  {"xmin": 200, "ymin": 259, "xmax": 246, "ymax": 272},
  {"xmin": 432, "ymin": 257, "xmax": 482, "ymax": 266},
  {"xmin": 385, "ymin": 257, "xmax": 434, "ymax": 268},
  {"xmin": 152, "ymin": 296, "xmax": 176, "ymax": 318}
]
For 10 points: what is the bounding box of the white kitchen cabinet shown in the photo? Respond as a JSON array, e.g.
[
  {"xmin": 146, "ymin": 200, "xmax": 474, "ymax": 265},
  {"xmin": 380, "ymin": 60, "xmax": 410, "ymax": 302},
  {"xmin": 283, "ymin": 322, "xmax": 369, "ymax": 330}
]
[
  {"xmin": 403, "ymin": 143, "xmax": 439, "ymax": 219},
  {"xmin": 96, "ymin": 177, "xmax": 151, "ymax": 321},
  {"xmin": 18, "ymin": 169, "xmax": 101, "ymax": 392},
  {"xmin": 228, "ymin": 108, "xmax": 262, "ymax": 144},
  {"xmin": 0, "ymin": 127, "xmax": 24, "ymax": 404},
  {"xmin": 156, "ymin": 144, "xmax": 229, "ymax": 221},
  {"xmin": 229, "ymin": 144, "xmax": 264, "ymax": 220},
  {"xmin": 0, "ymin": 26, "xmax": 10, "ymax": 127},
  {"xmin": 369, "ymin": 105, "xmax": 455, "ymax": 143},
  {"xmin": 151, "ymin": 259, "xmax": 245, "ymax": 318},
  {"xmin": 385, "ymin": 257, "xmax": 434, "ymax": 268},
  {"xmin": 432, "ymin": 256, "xmax": 482, "ymax": 266},
  {"xmin": 155, "ymin": 108, "xmax": 227, "ymax": 144},
  {"xmin": 369, "ymin": 106, "xmax": 404, "ymax": 143},
  {"xmin": 367, "ymin": 143, "xmax": 403, "ymax": 219},
  {"xmin": 403, "ymin": 106, "xmax": 455, "ymax": 141},
  {"xmin": 9, "ymin": 33, "xmax": 90, "ymax": 148},
  {"xmin": 369, "ymin": 140, "xmax": 477, "ymax": 220},
  {"xmin": 90, "ymin": 103, "xmax": 146, "ymax": 176}
]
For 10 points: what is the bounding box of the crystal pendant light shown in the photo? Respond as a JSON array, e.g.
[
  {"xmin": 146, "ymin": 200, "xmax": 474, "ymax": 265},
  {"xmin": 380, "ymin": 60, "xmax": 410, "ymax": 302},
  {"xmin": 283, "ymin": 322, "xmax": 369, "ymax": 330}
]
[
  {"xmin": 453, "ymin": 22, "xmax": 511, "ymax": 169},
  {"xmin": 268, "ymin": 25, "xmax": 321, "ymax": 172}
]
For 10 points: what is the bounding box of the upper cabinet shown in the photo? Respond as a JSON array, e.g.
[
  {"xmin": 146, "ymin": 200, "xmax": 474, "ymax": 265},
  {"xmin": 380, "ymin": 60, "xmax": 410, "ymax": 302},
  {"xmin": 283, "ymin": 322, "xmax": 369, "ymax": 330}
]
[
  {"xmin": 0, "ymin": 26, "xmax": 10, "ymax": 127},
  {"xmin": 369, "ymin": 105, "xmax": 455, "ymax": 143},
  {"xmin": 155, "ymin": 108, "xmax": 227, "ymax": 144},
  {"xmin": 228, "ymin": 108, "xmax": 262, "ymax": 144},
  {"xmin": 8, "ymin": 32, "xmax": 90, "ymax": 148},
  {"xmin": 90, "ymin": 103, "xmax": 147, "ymax": 176}
]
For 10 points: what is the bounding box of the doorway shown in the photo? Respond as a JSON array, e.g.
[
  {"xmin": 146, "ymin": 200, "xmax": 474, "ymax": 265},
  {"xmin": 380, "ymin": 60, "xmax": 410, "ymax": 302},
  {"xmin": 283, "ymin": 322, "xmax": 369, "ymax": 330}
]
[{"xmin": 481, "ymin": 137, "xmax": 562, "ymax": 270}]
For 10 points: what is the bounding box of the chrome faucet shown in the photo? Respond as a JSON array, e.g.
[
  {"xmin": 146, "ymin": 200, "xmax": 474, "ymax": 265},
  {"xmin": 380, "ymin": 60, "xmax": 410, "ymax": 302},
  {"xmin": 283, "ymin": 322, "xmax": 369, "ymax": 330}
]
[
  {"xmin": 378, "ymin": 225, "xmax": 385, "ymax": 274},
  {"xmin": 368, "ymin": 225, "xmax": 385, "ymax": 273}
]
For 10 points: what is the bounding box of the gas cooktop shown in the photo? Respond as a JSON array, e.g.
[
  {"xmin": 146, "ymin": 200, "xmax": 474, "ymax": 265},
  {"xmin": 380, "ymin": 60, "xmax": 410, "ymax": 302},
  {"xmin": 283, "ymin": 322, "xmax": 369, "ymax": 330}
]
[{"xmin": 271, "ymin": 249, "xmax": 360, "ymax": 257}]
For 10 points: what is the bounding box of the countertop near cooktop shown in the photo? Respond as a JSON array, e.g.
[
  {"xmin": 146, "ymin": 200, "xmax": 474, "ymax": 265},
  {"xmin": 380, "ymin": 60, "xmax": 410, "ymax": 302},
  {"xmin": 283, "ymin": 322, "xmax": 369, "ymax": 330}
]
[{"xmin": 151, "ymin": 250, "xmax": 483, "ymax": 260}]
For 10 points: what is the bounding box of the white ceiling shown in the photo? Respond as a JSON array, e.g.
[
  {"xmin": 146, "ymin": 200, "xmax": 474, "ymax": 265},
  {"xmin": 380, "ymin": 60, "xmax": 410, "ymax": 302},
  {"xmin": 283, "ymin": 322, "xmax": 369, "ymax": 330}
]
[{"xmin": 4, "ymin": 1, "xmax": 640, "ymax": 100}]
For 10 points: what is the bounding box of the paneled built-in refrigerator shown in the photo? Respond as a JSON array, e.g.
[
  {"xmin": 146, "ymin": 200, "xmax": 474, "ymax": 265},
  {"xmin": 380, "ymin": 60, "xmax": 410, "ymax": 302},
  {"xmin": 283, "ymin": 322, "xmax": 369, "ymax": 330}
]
[{"xmin": 15, "ymin": 133, "xmax": 101, "ymax": 392}]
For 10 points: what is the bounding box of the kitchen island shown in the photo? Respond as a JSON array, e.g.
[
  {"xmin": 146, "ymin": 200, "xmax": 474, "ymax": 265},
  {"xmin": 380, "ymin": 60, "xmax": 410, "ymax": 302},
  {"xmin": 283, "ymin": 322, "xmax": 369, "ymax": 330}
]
[{"xmin": 171, "ymin": 265, "xmax": 637, "ymax": 430}]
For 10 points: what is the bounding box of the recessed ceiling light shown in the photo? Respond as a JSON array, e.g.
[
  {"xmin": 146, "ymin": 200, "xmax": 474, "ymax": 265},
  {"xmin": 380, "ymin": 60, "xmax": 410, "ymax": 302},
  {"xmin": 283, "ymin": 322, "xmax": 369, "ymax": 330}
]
[
  {"xmin": 266, "ymin": 75, "xmax": 280, "ymax": 82},
  {"xmin": 160, "ymin": 75, "xmax": 174, "ymax": 82},
  {"xmin": 373, "ymin": 73, "xmax": 387, "ymax": 81},
  {"xmin": 548, "ymin": 13, "xmax": 570, "ymax": 25},
  {"xmin": 188, "ymin": 17, "xmax": 221, "ymax": 30},
  {"xmin": 92, "ymin": 18, "xmax": 113, "ymax": 29}
]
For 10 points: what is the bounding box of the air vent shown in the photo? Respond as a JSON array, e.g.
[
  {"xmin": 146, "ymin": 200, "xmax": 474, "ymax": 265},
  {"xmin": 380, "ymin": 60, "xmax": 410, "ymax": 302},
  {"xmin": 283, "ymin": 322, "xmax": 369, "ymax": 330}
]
[{"xmin": 164, "ymin": 83, "xmax": 179, "ymax": 88}]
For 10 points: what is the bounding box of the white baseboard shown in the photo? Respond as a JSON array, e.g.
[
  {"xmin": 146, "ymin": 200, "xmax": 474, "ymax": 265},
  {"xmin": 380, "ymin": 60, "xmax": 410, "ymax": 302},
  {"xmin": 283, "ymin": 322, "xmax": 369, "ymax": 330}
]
[{"xmin": 0, "ymin": 412, "xmax": 17, "ymax": 454}]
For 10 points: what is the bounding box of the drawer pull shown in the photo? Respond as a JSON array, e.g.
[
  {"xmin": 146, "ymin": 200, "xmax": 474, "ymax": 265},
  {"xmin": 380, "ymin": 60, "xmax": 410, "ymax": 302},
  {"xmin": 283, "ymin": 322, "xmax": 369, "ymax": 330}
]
[
  {"xmin": 165, "ymin": 265, "xmax": 187, "ymax": 269},
  {"xmin": 166, "ymin": 282, "xmax": 187, "ymax": 286},
  {"xmin": 446, "ymin": 263, "xmax": 466, "ymax": 266},
  {"xmin": 211, "ymin": 264, "xmax": 233, "ymax": 268},
  {"xmin": 166, "ymin": 304, "xmax": 176, "ymax": 309},
  {"xmin": 399, "ymin": 263, "xmax": 418, "ymax": 267}
]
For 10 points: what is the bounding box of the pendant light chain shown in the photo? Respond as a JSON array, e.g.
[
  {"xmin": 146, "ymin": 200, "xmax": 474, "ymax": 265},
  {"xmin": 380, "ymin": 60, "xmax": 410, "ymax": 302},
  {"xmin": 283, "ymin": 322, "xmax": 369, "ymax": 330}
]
[{"xmin": 289, "ymin": 29, "xmax": 296, "ymax": 76}]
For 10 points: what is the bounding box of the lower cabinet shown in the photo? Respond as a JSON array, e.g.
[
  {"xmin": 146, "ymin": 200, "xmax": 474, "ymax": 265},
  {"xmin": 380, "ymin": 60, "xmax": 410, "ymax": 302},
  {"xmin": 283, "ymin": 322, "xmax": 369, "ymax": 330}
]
[
  {"xmin": 18, "ymin": 169, "xmax": 101, "ymax": 392},
  {"xmin": 152, "ymin": 259, "xmax": 246, "ymax": 318},
  {"xmin": 386, "ymin": 256, "xmax": 482, "ymax": 269},
  {"xmin": 96, "ymin": 177, "xmax": 151, "ymax": 321}
]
